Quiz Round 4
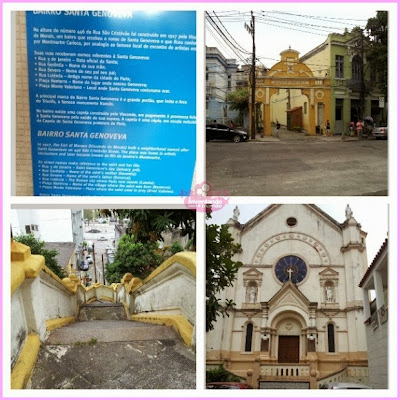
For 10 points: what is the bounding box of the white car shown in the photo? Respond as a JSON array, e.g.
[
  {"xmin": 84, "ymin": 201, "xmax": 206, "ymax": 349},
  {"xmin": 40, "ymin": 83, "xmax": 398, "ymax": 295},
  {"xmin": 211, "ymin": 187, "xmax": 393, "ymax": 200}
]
[
  {"xmin": 320, "ymin": 382, "xmax": 372, "ymax": 389},
  {"xmin": 373, "ymin": 124, "xmax": 388, "ymax": 140}
]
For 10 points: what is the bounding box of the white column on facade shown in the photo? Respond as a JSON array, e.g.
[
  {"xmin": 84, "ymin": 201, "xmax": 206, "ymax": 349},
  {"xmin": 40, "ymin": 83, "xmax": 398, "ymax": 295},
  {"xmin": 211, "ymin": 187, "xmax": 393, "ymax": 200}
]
[
  {"xmin": 362, "ymin": 288, "xmax": 371, "ymax": 321},
  {"xmin": 260, "ymin": 302, "xmax": 269, "ymax": 330},
  {"xmin": 373, "ymin": 270, "xmax": 385, "ymax": 310}
]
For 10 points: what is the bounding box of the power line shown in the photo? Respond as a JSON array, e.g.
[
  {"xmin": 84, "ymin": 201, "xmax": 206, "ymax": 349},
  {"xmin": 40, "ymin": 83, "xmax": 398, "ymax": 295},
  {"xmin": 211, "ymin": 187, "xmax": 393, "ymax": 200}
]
[
  {"xmin": 264, "ymin": 10, "xmax": 368, "ymax": 23},
  {"xmin": 206, "ymin": 12, "xmax": 249, "ymax": 64},
  {"xmin": 213, "ymin": 10, "xmax": 368, "ymax": 24},
  {"xmin": 256, "ymin": 12, "xmax": 347, "ymax": 33},
  {"xmin": 206, "ymin": 26, "xmax": 239, "ymax": 61},
  {"xmin": 256, "ymin": 19, "xmax": 328, "ymax": 36},
  {"xmin": 212, "ymin": 11, "xmax": 252, "ymax": 55},
  {"xmin": 206, "ymin": 13, "xmax": 269, "ymax": 70}
]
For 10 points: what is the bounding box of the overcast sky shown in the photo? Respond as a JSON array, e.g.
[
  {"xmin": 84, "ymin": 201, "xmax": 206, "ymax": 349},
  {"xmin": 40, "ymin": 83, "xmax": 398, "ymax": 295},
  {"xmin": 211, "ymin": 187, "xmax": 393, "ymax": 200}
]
[
  {"xmin": 205, "ymin": 4, "xmax": 388, "ymax": 69},
  {"xmin": 207, "ymin": 201, "xmax": 388, "ymax": 265}
]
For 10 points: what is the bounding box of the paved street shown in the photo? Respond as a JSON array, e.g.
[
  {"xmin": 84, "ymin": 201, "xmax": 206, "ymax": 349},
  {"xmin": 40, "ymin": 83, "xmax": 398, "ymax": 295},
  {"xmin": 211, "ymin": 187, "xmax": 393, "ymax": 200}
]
[
  {"xmin": 206, "ymin": 136, "xmax": 387, "ymax": 196},
  {"xmin": 83, "ymin": 222, "xmax": 115, "ymax": 285}
]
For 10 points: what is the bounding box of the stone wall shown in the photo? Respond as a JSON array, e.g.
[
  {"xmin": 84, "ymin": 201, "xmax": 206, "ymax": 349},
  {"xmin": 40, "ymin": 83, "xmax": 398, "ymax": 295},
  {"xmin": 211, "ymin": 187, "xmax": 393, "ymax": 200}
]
[
  {"xmin": 117, "ymin": 252, "xmax": 196, "ymax": 324},
  {"xmin": 11, "ymin": 241, "xmax": 81, "ymax": 367}
]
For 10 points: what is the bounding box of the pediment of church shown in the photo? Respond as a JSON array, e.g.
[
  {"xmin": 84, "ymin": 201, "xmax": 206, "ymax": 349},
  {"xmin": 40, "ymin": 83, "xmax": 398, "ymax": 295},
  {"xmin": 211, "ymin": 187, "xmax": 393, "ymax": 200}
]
[
  {"xmin": 242, "ymin": 204, "xmax": 342, "ymax": 234},
  {"xmin": 243, "ymin": 267, "xmax": 263, "ymax": 284},
  {"xmin": 319, "ymin": 267, "xmax": 339, "ymax": 286},
  {"xmin": 319, "ymin": 267, "xmax": 339, "ymax": 278},
  {"xmin": 268, "ymin": 282, "xmax": 310, "ymax": 312}
]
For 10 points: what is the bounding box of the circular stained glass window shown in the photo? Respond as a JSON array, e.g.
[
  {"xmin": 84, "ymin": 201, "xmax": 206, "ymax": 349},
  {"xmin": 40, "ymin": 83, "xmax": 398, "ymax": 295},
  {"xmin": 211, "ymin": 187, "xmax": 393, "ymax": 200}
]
[{"xmin": 274, "ymin": 255, "xmax": 307, "ymax": 284}]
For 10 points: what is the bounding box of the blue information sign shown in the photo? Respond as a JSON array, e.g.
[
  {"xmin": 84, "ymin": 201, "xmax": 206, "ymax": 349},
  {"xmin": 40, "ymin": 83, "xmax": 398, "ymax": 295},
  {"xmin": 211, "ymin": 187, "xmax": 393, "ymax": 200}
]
[{"xmin": 26, "ymin": 11, "xmax": 196, "ymax": 196}]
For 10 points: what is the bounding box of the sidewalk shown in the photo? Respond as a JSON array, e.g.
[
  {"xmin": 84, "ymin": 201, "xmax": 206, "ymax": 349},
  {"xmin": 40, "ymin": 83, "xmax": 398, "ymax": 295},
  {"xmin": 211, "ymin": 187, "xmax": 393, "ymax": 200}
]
[{"xmin": 251, "ymin": 127, "xmax": 372, "ymax": 143}]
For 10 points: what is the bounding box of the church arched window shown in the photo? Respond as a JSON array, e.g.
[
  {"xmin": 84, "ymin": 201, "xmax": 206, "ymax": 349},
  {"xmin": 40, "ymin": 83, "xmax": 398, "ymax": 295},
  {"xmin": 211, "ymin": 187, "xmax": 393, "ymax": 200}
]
[
  {"xmin": 327, "ymin": 323, "xmax": 335, "ymax": 353},
  {"xmin": 245, "ymin": 323, "xmax": 253, "ymax": 352}
]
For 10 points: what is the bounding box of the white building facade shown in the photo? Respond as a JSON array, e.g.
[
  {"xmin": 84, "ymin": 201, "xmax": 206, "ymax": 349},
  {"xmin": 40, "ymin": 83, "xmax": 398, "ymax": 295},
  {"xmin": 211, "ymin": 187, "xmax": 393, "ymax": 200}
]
[
  {"xmin": 206, "ymin": 46, "xmax": 239, "ymax": 124},
  {"xmin": 207, "ymin": 204, "xmax": 369, "ymax": 389},
  {"xmin": 11, "ymin": 209, "xmax": 84, "ymax": 252},
  {"xmin": 359, "ymin": 239, "xmax": 388, "ymax": 389}
]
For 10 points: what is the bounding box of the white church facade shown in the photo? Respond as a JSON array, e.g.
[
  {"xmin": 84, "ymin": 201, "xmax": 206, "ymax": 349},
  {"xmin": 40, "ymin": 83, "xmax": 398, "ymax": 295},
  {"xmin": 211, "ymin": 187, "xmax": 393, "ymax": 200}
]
[{"xmin": 206, "ymin": 204, "xmax": 369, "ymax": 389}]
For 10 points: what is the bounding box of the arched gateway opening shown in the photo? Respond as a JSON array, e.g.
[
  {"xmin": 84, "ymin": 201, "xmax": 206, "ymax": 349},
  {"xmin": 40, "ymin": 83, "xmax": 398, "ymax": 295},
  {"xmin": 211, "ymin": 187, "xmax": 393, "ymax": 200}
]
[{"xmin": 252, "ymin": 49, "xmax": 331, "ymax": 136}]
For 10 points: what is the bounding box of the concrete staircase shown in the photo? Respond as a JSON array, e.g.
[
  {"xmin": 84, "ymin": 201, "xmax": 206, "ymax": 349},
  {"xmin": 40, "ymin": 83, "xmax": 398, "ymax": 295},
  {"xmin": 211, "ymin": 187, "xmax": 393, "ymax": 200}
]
[
  {"xmin": 29, "ymin": 301, "xmax": 196, "ymax": 389},
  {"xmin": 78, "ymin": 301, "xmax": 127, "ymax": 321}
]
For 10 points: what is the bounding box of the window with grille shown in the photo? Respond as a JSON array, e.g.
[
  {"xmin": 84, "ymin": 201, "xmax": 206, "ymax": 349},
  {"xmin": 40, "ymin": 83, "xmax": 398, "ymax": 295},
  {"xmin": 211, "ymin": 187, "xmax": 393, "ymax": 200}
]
[{"xmin": 335, "ymin": 55, "xmax": 344, "ymax": 78}]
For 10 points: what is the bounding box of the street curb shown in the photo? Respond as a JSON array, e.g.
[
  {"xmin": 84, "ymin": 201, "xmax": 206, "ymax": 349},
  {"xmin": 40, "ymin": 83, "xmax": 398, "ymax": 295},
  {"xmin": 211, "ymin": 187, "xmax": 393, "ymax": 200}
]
[{"xmin": 250, "ymin": 137, "xmax": 368, "ymax": 143}]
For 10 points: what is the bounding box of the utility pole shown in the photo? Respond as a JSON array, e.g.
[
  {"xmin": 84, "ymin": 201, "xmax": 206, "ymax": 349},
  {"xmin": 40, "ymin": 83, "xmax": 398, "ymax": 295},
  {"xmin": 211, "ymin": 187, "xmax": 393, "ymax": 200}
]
[
  {"xmin": 102, "ymin": 254, "xmax": 105, "ymax": 285},
  {"xmin": 245, "ymin": 11, "xmax": 256, "ymax": 139},
  {"xmin": 359, "ymin": 28, "xmax": 366, "ymax": 119},
  {"xmin": 93, "ymin": 242, "xmax": 97, "ymax": 283}
]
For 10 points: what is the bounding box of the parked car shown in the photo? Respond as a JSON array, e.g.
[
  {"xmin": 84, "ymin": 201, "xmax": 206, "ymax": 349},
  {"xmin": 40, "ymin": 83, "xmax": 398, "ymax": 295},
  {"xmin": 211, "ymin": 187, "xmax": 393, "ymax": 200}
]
[
  {"xmin": 373, "ymin": 124, "xmax": 388, "ymax": 140},
  {"xmin": 320, "ymin": 382, "xmax": 373, "ymax": 389},
  {"xmin": 79, "ymin": 260, "xmax": 89, "ymax": 271},
  {"xmin": 87, "ymin": 229, "xmax": 101, "ymax": 233},
  {"xmin": 206, "ymin": 382, "xmax": 253, "ymax": 389},
  {"xmin": 206, "ymin": 124, "xmax": 249, "ymax": 143},
  {"xmin": 98, "ymin": 236, "xmax": 107, "ymax": 241},
  {"xmin": 85, "ymin": 255, "xmax": 94, "ymax": 264},
  {"xmin": 87, "ymin": 241, "xmax": 93, "ymax": 252}
]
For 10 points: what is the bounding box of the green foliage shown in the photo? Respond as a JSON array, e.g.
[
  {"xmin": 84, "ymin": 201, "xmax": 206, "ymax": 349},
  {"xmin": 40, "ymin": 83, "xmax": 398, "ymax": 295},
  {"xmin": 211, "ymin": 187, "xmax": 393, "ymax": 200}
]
[
  {"xmin": 206, "ymin": 224, "xmax": 242, "ymax": 332},
  {"xmin": 206, "ymin": 365, "xmax": 242, "ymax": 383},
  {"xmin": 226, "ymin": 88, "xmax": 249, "ymax": 112},
  {"xmin": 170, "ymin": 240, "xmax": 184, "ymax": 255},
  {"xmin": 184, "ymin": 238, "xmax": 194, "ymax": 251},
  {"xmin": 83, "ymin": 209, "xmax": 98, "ymax": 221},
  {"xmin": 110, "ymin": 210, "xmax": 196, "ymax": 247},
  {"xmin": 366, "ymin": 11, "xmax": 388, "ymax": 98},
  {"xmin": 226, "ymin": 88, "xmax": 250, "ymax": 126},
  {"xmin": 13, "ymin": 234, "xmax": 67, "ymax": 279},
  {"xmin": 105, "ymin": 235, "xmax": 164, "ymax": 283}
]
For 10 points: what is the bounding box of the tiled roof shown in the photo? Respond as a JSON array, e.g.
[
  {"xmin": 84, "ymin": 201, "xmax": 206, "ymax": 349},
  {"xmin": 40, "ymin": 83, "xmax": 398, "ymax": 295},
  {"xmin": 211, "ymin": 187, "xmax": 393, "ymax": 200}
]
[{"xmin": 359, "ymin": 238, "xmax": 388, "ymax": 287}]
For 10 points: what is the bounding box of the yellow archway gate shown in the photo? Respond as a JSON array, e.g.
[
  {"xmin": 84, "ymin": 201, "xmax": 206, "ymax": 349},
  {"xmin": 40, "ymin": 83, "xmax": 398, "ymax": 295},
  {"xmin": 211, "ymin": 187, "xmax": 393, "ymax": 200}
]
[{"xmin": 252, "ymin": 49, "xmax": 331, "ymax": 136}]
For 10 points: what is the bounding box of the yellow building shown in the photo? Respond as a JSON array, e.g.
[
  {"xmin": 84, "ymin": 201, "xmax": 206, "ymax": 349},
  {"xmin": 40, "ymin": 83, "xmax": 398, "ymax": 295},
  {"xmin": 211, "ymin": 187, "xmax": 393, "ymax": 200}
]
[{"xmin": 254, "ymin": 49, "xmax": 331, "ymax": 135}]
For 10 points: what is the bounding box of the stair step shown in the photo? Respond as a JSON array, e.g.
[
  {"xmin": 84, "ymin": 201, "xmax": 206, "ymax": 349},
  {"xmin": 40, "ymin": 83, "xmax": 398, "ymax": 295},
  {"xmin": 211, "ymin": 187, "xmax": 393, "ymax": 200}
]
[
  {"xmin": 46, "ymin": 320, "xmax": 179, "ymax": 344},
  {"xmin": 78, "ymin": 301, "xmax": 126, "ymax": 321}
]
